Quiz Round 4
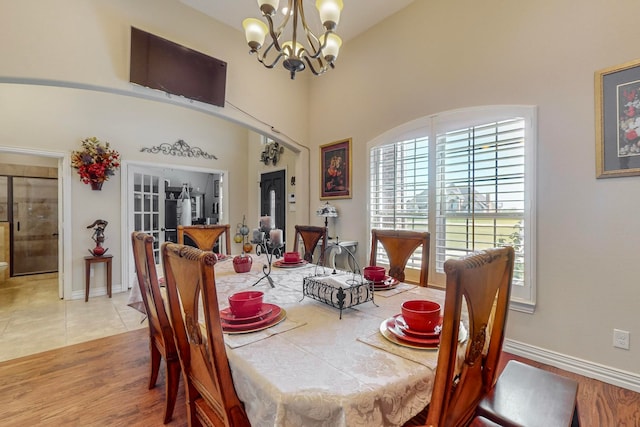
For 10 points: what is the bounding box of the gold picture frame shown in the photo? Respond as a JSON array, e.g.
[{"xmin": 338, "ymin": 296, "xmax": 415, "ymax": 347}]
[
  {"xmin": 595, "ymin": 58, "xmax": 640, "ymax": 178},
  {"xmin": 320, "ymin": 138, "xmax": 352, "ymax": 199}
]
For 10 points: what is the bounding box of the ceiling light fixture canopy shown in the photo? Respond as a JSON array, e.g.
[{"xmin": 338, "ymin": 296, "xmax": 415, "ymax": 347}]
[{"xmin": 243, "ymin": 0, "xmax": 343, "ymax": 80}]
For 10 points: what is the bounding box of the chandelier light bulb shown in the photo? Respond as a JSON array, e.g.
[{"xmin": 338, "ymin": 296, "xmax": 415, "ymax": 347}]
[
  {"xmin": 243, "ymin": 18, "xmax": 268, "ymax": 50},
  {"xmin": 319, "ymin": 33, "xmax": 342, "ymax": 61},
  {"xmin": 257, "ymin": 0, "xmax": 279, "ymax": 16},
  {"xmin": 283, "ymin": 40, "xmax": 304, "ymax": 58},
  {"xmin": 316, "ymin": 0, "xmax": 343, "ymax": 30}
]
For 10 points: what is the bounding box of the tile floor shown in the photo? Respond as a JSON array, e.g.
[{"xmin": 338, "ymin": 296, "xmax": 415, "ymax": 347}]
[{"xmin": 0, "ymin": 273, "xmax": 147, "ymax": 362}]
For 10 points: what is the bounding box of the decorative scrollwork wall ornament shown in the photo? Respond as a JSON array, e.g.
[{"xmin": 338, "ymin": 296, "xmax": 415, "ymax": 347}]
[
  {"xmin": 260, "ymin": 141, "xmax": 284, "ymax": 165},
  {"xmin": 140, "ymin": 139, "xmax": 218, "ymax": 160}
]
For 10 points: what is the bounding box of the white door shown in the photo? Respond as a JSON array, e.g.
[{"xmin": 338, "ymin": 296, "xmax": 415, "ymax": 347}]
[{"xmin": 127, "ymin": 166, "xmax": 165, "ymax": 285}]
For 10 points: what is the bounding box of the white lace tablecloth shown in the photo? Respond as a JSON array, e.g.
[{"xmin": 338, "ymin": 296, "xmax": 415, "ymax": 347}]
[{"xmin": 131, "ymin": 255, "xmax": 450, "ymax": 427}]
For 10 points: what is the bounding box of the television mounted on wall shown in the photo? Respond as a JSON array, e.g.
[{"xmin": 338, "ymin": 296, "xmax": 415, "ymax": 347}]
[{"xmin": 130, "ymin": 27, "xmax": 227, "ymax": 108}]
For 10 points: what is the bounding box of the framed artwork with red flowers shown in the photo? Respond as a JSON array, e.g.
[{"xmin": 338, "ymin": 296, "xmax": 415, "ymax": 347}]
[
  {"xmin": 596, "ymin": 58, "xmax": 640, "ymax": 178},
  {"xmin": 320, "ymin": 138, "xmax": 352, "ymax": 199}
]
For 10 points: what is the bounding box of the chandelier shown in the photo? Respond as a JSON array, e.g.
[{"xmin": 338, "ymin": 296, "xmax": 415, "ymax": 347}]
[{"xmin": 243, "ymin": 0, "xmax": 343, "ymax": 80}]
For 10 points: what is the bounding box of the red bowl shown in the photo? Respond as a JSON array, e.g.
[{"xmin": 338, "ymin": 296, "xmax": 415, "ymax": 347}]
[
  {"xmin": 228, "ymin": 291, "xmax": 264, "ymax": 318},
  {"xmin": 364, "ymin": 266, "xmax": 385, "ymax": 282},
  {"xmin": 284, "ymin": 252, "xmax": 301, "ymax": 263},
  {"xmin": 401, "ymin": 300, "xmax": 441, "ymax": 332}
]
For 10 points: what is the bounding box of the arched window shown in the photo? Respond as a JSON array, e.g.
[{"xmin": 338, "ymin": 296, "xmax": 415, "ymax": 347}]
[{"xmin": 368, "ymin": 106, "xmax": 536, "ymax": 312}]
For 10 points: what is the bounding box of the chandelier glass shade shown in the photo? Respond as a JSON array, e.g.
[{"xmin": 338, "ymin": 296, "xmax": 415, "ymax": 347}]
[{"xmin": 243, "ymin": 0, "xmax": 343, "ymax": 80}]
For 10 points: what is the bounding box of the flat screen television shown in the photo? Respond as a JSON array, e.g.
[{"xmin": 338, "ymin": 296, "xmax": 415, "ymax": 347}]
[{"xmin": 130, "ymin": 27, "xmax": 227, "ymax": 107}]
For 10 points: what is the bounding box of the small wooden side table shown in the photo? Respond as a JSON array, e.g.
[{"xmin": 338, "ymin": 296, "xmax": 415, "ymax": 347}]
[{"xmin": 84, "ymin": 255, "xmax": 113, "ymax": 302}]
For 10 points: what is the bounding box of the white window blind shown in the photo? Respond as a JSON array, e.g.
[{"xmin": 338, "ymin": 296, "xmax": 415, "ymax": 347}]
[
  {"xmin": 368, "ymin": 106, "xmax": 536, "ymax": 311},
  {"xmin": 435, "ymin": 119, "xmax": 525, "ymax": 287},
  {"xmin": 369, "ymin": 137, "xmax": 429, "ymax": 269}
]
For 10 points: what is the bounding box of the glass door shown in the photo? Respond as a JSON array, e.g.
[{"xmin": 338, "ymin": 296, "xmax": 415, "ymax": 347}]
[
  {"xmin": 132, "ymin": 171, "xmax": 163, "ymax": 264},
  {"xmin": 12, "ymin": 177, "xmax": 58, "ymax": 275},
  {"xmin": 127, "ymin": 166, "xmax": 164, "ymax": 288}
]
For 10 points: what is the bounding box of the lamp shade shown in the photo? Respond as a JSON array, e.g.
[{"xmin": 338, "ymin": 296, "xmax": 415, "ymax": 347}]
[
  {"xmin": 319, "ymin": 33, "xmax": 342, "ymax": 60},
  {"xmin": 243, "ymin": 18, "xmax": 268, "ymax": 50},
  {"xmin": 257, "ymin": 0, "xmax": 279, "ymax": 15},
  {"xmin": 283, "ymin": 41, "xmax": 304, "ymax": 58},
  {"xmin": 316, "ymin": 0, "xmax": 343, "ymax": 29},
  {"xmin": 316, "ymin": 202, "xmax": 338, "ymax": 218}
]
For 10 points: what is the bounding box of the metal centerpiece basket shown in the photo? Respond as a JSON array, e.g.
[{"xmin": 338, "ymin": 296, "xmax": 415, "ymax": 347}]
[{"xmin": 302, "ymin": 242, "xmax": 376, "ymax": 318}]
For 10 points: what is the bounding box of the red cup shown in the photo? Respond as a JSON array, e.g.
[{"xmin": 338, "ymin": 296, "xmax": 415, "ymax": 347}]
[
  {"xmin": 363, "ymin": 266, "xmax": 385, "ymax": 282},
  {"xmin": 228, "ymin": 291, "xmax": 263, "ymax": 318},
  {"xmin": 401, "ymin": 300, "xmax": 441, "ymax": 332},
  {"xmin": 284, "ymin": 252, "xmax": 301, "ymax": 263}
]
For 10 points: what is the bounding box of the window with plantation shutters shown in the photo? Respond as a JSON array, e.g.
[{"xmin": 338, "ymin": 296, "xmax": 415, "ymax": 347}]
[
  {"xmin": 368, "ymin": 106, "xmax": 536, "ymax": 312},
  {"xmin": 435, "ymin": 119, "xmax": 525, "ymax": 286},
  {"xmin": 369, "ymin": 137, "xmax": 429, "ymax": 270}
]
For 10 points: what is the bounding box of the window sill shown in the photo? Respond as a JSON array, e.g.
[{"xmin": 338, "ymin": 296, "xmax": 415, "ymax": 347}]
[{"xmin": 509, "ymin": 297, "xmax": 536, "ymax": 314}]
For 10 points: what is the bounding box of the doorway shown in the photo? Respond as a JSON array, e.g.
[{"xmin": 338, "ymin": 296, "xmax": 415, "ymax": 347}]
[
  {"xmin": 122, "ymin": 162, "xmax": 226, "ymax": 288},
  {"xmin": 0, "ymin": 148, "xmax": 69, "ymax": 299},
  {"xmin": 11, "ymin": 176, "xmax": 58, "ymax": 275},
  {"xmin": 260, "ymin": 170, "xmax": 286, "ymax": 245}
]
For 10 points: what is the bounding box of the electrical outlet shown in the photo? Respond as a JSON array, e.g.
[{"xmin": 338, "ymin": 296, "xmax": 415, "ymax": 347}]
[{"xmin": 613, "ymin": 329, "xmax": 630, "ymax": 350}]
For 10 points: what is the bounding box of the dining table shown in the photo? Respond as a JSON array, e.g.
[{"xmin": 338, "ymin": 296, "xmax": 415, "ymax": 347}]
[{"xmin": 129, "ymin": 254, "xmax": 467, "ymax": 427}]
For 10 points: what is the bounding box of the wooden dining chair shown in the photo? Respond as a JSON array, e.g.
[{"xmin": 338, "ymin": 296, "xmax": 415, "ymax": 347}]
[
  {"xmin": 408, "ymin": 246, "xmax": 580, "ymax": 427},
  {"xmin": 178, "ymin": 224, "xmax": 231, "ymax": 255},
  {"xmin": 420, "ymin": 246, "xmax": 515, "ymax": 427},
  {"xmin": 294, "ymin": 225, "xmax": 327, "ymax": 264},
  {"xmin": 369, "ymin": 229, "xmax": 430, "ymax": 286},
  {"xmin": 130, "ymin": 232, "xmax": 180, "ymax": 424},
  {"xmin": 161, "ymin": 242, "xmax": 250, "ymax": 427}
]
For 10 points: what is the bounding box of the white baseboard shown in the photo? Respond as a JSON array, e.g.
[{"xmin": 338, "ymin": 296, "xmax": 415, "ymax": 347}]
[
  {"xmin": 503, "ymin": 339, "xmax": 640, "ymax": 393},
  {"xmin": 70, "ymin": 283, "xmax": 125, "ymax": 301}
]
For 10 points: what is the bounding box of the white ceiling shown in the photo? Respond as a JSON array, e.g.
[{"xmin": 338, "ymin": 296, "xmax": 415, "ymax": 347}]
[{"xmin": 179, "ymin": 0, "xmax": 416, "ymax": 43}]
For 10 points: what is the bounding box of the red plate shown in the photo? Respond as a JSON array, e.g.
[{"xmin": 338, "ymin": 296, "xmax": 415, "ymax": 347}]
[
  {"xmin": 220, "ymin": 305, "xmax": 274, "ymax": 324},
  {"xmin": 385, "ymin": 317, "xmax": 440, "ymax": 347},
  {"xmin": 221, "ymin": 304, "xmax": 282, "ymax": 331},
  {"xmin": 393, "ymin": 314, "xmax": 441, "ymax": 338},
  {"xmin": 273, "ymin": 260, "xmax": 309, "ymax": 268},
  {"xmin": 372, "ymin": 276, "xmax": 400, "ymax": 290}
]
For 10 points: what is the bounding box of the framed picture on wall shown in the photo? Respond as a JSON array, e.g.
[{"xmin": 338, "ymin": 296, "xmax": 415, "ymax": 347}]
[
  {"xmin": 320, "ymin": 138, "xmax": 352, "ymax": 199},
  {"xmin": 595, "ymin": 58, "xmax": 640, "ymax": 178}
]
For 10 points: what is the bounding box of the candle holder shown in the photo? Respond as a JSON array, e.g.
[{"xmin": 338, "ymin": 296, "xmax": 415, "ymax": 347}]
[{"xmin": 252, "ymin": 233, "xmax": 284, "ymax": 287}]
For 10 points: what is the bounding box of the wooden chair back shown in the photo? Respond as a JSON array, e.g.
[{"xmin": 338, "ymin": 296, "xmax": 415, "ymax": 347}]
[
  {"xmin": 369, "ymin": 229, "xmax": 430, "ymax": 286},
  {"xmin": 178, "ymin": 224, "xmax": 231, "ymax": 255},
  {"xmin": 426, "ymin": 246, "xmax": 515, "ymax": 427},
  {"xmin": 130, "ymin": 231, "xmax": 180, "ymax": 423},
  {"xmin": 161, "ymin": 242, "xmax": 250, "ymax": 427},
  {"xmin": 293, "ymin": 225, "xmax": 327, "ymax": 264}
]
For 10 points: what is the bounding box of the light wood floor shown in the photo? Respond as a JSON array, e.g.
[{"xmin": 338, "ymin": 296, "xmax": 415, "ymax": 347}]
[
  {"xmin": 0, "ymin": 328, "xmax": 186, "ymax": 427},
  {"xmin": 0, "ymin": 328, "xmax": 638, "ymax": 426}
]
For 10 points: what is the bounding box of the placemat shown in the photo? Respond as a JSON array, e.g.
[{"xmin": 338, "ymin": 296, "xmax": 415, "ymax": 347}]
[
  {"xmin": 224, "ymin": 318, "xmax": 307, "ymax": 349},
  {"xmin": 374, "ymin": 282, "xmax": 417, "ymax": 298},
  {"xmin": 357, "ymin": 331, "xmax": 440, "ymax": 368}
]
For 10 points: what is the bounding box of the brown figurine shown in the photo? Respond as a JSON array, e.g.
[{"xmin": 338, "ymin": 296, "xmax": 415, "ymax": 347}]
[{"xmin": 87, "ymin": 219, "xmax": 109, "ymax": 256}]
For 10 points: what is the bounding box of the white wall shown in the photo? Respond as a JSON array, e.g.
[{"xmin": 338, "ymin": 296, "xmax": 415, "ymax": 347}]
[
  {"xmin": 0, "ymin": 0, "xmax": 312, "ymax": 297},
  {"xmin": 307, "ymin": 1, "xmax": 640, "ymax": 376},
  {"xmin": 0, "ymin": 83, "xmax": 251, "ymax": 296}
]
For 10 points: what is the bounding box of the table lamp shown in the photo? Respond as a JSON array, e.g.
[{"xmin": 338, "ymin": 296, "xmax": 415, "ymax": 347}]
[{"xmin": 316, "ymin": 202, "xmax": 338, "ymax": 239}]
